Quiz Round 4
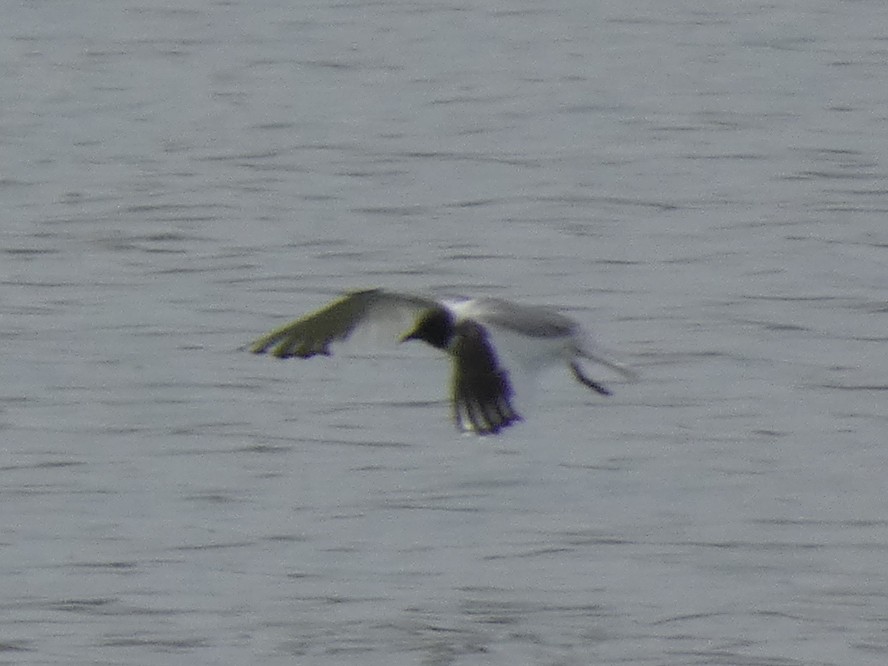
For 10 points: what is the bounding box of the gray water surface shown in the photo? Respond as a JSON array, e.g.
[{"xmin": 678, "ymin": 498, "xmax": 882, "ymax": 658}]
[{"xmin": 3, "ymin": 1, "xmax": 888, "ymax": 664}]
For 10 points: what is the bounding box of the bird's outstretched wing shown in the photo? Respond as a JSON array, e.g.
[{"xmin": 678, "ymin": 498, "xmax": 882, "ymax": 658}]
[
  {"xmin": 450, "ymin": 320, "xmax": 522, "ymax": 435},
  {"xmin": 250, "ymin": 288, "xmax": 438, "ymax": 358}
]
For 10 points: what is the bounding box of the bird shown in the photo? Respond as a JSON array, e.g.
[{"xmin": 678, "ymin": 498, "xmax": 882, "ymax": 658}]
[{"xmin": 248, "ymin": 288, "xmax": 632, "ymax": 435}]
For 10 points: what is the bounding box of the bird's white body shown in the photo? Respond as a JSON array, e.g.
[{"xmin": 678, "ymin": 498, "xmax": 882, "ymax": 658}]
[{"xmin": 445, "ymin": 296, "xmax": 627, "ymax": 376}]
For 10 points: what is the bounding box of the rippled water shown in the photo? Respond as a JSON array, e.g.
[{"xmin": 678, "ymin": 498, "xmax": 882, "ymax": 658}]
[{"xmin": 3, "ymin": 1, "xmax": 888, "ymax": 664}]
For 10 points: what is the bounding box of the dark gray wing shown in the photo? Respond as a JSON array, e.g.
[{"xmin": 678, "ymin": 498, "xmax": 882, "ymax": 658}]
[
  {"xmin": 250, "ymin": 288, "xmax": 439, "ymax": 358},
  {"xmin": 450, "ymin": 320, "xmax": 522, "ymax": 435}
]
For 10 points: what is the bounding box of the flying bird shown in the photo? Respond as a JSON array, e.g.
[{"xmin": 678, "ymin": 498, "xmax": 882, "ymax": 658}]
[{"xmin": 249, "ymin": 288, "xmax": 632, "ymax": 435}]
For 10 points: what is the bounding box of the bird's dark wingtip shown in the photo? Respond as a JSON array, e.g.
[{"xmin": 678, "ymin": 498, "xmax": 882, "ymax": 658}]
[
  {"xmin": 473, "ymin": 411, "xmax": 523, "ymax": 437},
  {"xmin": 570, "ymin": 361, "xmax": 612, "ymax": 396}
]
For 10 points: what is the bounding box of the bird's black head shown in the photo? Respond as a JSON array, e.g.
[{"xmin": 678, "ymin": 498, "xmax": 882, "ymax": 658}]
[{"xmin": 400, "ymin": 308, "xmax": 455, "ymax": 350}]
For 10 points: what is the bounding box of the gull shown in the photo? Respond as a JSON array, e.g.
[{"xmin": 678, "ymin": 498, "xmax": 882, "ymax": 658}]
[{"xmin": 249, "ymin": 288, "xmax": 632, "ymax": 435}]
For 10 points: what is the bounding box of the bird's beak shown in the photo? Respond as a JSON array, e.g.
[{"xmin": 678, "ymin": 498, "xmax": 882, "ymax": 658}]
[{"xmin": 399, "ymin": 330, "xmax": 416, "ymax": 344}]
